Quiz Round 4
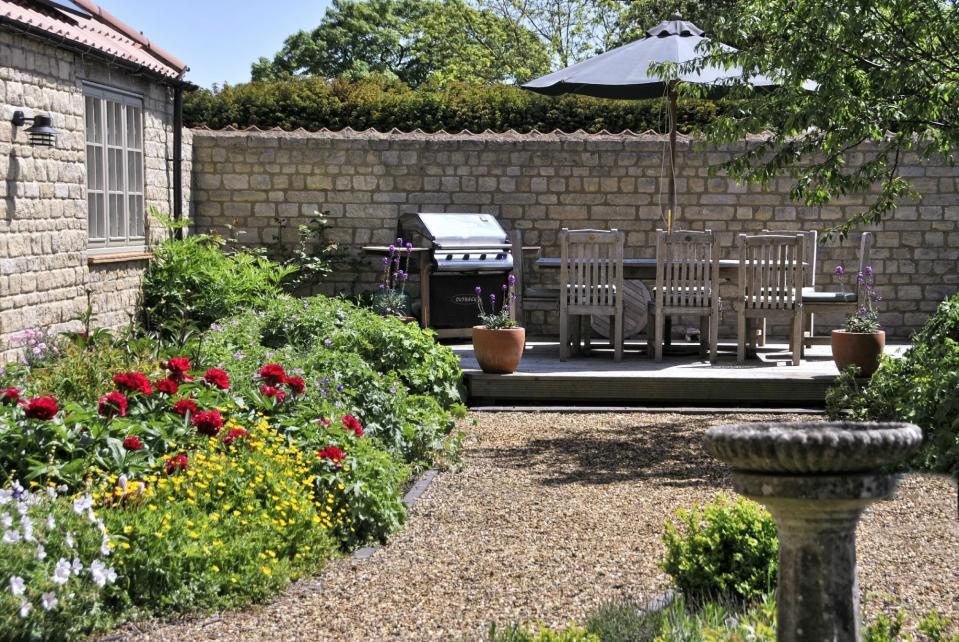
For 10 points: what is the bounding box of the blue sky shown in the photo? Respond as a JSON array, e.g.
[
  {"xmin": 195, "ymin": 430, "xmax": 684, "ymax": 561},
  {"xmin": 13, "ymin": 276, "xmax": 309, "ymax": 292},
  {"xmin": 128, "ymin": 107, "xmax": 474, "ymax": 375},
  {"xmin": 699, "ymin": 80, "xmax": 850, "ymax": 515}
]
[{"xmin": 103, "ymin": 0, "xmax": 333, "ymax": 88}]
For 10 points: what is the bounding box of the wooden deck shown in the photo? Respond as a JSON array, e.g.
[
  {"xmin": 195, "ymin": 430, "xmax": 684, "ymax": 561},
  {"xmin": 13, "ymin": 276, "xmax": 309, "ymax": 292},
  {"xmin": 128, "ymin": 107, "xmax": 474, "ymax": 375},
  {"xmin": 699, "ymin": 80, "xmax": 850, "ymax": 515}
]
[{"xmin": 456, "ymin": 340, "xmax": 907, "ymax": 406}]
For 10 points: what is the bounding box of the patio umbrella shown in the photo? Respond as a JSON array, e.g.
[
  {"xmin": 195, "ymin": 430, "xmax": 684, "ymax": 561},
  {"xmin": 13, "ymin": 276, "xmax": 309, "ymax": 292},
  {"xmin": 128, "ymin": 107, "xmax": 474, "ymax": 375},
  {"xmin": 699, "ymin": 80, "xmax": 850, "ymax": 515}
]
[{"xmin": 522, "ymin": 13, "xmax": 776, "ymax": 230}]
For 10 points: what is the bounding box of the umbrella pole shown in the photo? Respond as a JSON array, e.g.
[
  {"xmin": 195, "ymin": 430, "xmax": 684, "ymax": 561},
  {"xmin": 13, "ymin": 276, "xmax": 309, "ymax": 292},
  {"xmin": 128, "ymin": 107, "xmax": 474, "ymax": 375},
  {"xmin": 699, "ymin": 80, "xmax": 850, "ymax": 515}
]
[{"xmin": 667, "ymin": 81, "xmax": 678, "ymax": 233}]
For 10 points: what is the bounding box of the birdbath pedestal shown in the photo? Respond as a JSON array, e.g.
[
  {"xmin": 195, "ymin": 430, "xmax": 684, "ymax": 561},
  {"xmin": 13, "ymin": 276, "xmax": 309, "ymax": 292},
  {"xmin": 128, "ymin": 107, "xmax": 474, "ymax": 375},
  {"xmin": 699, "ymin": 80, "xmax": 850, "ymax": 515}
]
[{"xmin": 705, "ymin": 422, "xmax": 922, "ymax": 642}]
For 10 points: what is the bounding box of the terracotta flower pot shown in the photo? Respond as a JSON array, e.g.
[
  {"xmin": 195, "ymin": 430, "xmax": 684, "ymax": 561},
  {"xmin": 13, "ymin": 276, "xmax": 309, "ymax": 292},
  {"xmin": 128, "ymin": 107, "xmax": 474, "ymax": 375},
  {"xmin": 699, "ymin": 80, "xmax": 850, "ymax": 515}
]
[
  {"xmin": 472, "ymin": 326, "xmax": 525, "ymax": 374},
  {"xmin": 831, "ymin": 329, "xmax": 886, "ymax": 377}
]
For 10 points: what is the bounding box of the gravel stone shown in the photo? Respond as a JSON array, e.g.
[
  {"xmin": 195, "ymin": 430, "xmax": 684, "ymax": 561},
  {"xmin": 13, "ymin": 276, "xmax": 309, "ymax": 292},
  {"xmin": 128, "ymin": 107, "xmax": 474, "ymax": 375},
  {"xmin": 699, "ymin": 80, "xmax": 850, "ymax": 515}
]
[{"xmin": 108, "ymin": 412, "xmax": 959, "ymax": 641}]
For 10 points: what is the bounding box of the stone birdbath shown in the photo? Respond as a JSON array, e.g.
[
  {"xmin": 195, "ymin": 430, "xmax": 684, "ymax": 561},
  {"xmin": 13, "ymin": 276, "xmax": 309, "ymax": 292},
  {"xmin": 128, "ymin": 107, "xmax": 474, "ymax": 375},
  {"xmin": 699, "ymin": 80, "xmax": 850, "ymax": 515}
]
[{"xmin": 705, "ymin": 421, "xmax": 922, "ymax": 642}]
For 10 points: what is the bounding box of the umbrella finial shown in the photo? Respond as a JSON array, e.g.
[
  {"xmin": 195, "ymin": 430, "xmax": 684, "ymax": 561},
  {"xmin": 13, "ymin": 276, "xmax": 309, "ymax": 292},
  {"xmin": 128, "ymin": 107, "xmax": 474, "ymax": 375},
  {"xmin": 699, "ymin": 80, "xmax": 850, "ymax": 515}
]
[{"xmin": 669, "ymin": 12, "xmax": 683, "ymax": 20}]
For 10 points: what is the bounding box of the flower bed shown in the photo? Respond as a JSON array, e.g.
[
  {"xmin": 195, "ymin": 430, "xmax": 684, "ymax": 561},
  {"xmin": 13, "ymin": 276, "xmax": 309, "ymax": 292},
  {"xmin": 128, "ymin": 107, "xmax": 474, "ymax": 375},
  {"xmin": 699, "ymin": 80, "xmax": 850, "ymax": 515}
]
[{"xmin": 0, "ymin": 296, "xmax": 465, "ymax": 639}]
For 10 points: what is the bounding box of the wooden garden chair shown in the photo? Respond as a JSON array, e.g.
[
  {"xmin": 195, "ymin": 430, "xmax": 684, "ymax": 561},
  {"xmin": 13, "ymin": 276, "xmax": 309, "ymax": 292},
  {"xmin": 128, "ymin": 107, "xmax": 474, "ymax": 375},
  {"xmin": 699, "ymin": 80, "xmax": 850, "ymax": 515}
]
[
  {"xmin": 801, "ymin": 231, "xmax": 873, "ymax": 345},
  {"xmin": 648, "ymin": 229, "xmax": 721, "ymax": 363},
  {"xmin": 559, "ymin": 228, "xmax": 624, "ymax": 361},
  {"xmin": 758, "ymin": 229, "xmax": 818, "ymax": 348},
  {"xmin": 734, "ymin": 234, "xmax": 806, "ymax": 365}
]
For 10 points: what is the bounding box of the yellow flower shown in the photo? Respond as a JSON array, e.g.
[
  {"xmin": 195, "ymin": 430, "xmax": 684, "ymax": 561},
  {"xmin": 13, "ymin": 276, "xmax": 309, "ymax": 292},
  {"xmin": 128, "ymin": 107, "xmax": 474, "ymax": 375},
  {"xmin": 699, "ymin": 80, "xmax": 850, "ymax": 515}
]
[
  {"xmin": 211, "ymin": 565, "xmax": 220, "ymax": 572},
  {"xmin": 261, "ymin": 566, "xmax": 272, "ymax": 576}
]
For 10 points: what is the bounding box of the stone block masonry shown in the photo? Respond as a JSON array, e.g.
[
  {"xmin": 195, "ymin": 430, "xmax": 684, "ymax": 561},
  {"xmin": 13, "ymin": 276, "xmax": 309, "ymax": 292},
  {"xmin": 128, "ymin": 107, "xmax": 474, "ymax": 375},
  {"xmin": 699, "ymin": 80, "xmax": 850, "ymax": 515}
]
[
  {"xmin": 0, "ymin": 29, "xmax": 191, "ymax": 362},
  {"xmin": 190, "ymin": 128, "xmax": 959, "ymax": 340}
]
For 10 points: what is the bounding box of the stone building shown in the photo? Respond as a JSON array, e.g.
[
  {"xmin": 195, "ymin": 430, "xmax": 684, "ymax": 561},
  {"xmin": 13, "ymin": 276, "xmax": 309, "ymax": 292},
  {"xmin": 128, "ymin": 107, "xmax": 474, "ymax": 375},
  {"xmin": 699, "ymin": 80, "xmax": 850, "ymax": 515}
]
[{"xmin": 1, "ymin": 0, "xmax": 190, "ymax": 361}]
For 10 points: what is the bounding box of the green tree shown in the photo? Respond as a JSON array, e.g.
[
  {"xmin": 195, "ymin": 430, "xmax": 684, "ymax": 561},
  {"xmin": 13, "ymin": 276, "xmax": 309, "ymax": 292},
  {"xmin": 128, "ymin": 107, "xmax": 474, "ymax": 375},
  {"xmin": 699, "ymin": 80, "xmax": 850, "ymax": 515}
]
[
  {"xmin": 605, "ymin": 0, "xmax": 743, "ymax": 48},
  {"xmin": 251, "ymin": 0, "xmax": 550, "ymax": 86},
  {"xmin": 681, "ymin": 0, "xmax": 959, "ymax": 239}
]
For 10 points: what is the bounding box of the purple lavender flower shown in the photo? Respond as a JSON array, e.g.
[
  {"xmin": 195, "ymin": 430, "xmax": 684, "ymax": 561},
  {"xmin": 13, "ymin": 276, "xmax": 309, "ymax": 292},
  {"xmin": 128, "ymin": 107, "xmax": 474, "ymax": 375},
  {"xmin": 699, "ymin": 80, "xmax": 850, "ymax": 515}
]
[
  {"xmin": 336, "ymin": 384, "xmax": 345, "ymax": 392},
  {"xmin": 388, "ymin": 244, "xmax": 396, "ymax": 255},
  {"xmin": 834, "ymin": 265, "xmax": 845, "ymax": 277},
  {"xmin": 322, "ymin": 378, "xmax": 331, "ymax": 385},
  {"xmin": 474, "ymin": 286, "xmax": 482, "ymax": 295},
  {"xmin": 382, "ymin": 257, "xmax": 390, "ymax": 267},
  {"xmin": 405, "ymin": 242, "xmax": 413, "ymax": 252},
  {"xmin": 389, "ymin": 387, "xmax": 396, "ymax": 394},
  {"xmin": 490, "ymin": 293, "xmax": 497, "ymax": 305},
  {"xmin": 508, "ymin": 273, "xmax": 516, "ymax": 286},
  {"xmin": 396, "ymin": 237, "xmax": 403, "ymax": 245},
  {"xmin": 864, "ymin": 265, "xmax": 874, "ymax": 277},
  {"xmin": 323, "ymin": 338, "xmax": 332, "ymax": 347}
]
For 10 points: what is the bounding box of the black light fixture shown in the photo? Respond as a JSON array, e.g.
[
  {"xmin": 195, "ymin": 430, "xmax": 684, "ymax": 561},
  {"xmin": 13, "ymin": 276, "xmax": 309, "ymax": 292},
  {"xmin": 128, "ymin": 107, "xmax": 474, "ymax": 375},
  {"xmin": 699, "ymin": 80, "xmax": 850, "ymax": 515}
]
[{"xmin": 11, "ymin": 111, "xmax": 58, "ymax": 147}]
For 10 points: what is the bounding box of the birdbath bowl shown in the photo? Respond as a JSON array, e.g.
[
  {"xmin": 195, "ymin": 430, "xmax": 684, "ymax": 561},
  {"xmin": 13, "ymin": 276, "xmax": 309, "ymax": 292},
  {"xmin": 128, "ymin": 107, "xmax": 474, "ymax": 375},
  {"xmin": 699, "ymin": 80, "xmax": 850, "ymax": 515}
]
[{"xmin": 705, "ymin": 421, "xmax": 922, "ymax": 642}]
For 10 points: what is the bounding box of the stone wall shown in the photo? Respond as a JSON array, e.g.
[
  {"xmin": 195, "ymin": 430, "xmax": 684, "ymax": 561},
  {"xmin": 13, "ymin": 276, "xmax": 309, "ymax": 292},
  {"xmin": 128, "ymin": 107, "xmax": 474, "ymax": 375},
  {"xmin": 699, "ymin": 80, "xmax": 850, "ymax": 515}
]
[
  {"xmin": 191, "ymin": 128, "xmax": 958, "ymax": 340},
  {"xmin": 0, "ymin": 28, "xmax": 191, "ymax": 361}
]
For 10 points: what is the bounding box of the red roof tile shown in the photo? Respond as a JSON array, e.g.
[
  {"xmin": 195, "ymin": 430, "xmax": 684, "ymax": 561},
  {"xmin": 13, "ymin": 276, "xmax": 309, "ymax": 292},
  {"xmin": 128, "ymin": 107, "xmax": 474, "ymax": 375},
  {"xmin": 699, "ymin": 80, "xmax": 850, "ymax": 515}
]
[{"xmin": 0, "ymin": 0, "xmax": 187, "ymax": 80}]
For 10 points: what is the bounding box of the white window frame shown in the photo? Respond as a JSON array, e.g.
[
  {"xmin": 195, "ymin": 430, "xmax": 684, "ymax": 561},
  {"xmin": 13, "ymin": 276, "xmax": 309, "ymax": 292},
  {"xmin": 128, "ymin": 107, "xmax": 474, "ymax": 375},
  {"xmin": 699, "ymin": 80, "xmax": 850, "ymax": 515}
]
[{"xmin": 84, "ymin": 83, "xmax": 146, "ymax": 252}]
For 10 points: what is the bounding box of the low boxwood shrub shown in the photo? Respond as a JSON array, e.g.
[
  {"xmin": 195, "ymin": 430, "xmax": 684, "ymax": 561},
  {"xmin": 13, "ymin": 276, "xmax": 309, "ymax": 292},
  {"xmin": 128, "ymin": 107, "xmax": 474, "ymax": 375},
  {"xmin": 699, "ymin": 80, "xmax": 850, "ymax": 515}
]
[
  {"xmin": 826, "ymin": 292, "xmax": 959, "ymax": 480},
  {"xmin": 661, "ymin": 494, "xmax": 778, "ymax": 602}
]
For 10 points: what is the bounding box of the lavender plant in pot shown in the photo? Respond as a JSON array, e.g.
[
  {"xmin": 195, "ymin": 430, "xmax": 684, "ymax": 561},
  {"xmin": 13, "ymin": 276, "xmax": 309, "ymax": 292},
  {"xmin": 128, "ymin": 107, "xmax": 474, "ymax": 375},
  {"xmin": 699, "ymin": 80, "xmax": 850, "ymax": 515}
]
[
  {"xmin": 831, "ymin": 265, "xmax": 885, "ymax": 376},
  {"xmin": 373, "ymin": 238, "xmax": 414, "ymax": 321},
  {"xmin": 472, "ymin": 275, "xmax": 525, "ymax": 374}
]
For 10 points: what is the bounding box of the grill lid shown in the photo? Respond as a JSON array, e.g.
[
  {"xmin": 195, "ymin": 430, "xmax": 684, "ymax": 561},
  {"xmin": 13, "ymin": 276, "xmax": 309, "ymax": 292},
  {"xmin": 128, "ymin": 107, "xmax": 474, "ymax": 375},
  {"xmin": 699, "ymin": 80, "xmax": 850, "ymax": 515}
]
[{"xmin": 400, "ymin": 212, "xmax": 509, "ymax": 249}]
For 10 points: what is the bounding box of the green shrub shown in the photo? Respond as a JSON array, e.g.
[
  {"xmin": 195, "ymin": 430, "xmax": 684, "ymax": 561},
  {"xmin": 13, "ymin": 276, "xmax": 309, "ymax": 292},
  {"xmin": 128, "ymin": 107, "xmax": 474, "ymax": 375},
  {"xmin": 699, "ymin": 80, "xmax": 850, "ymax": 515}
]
[
  {"xmin": 584, "ymin": 601, "xmax": 666, "ymax": 642},
  {"xmin": 826, "ymin": 292, "xmax": 959, "ymax": 480},
  {"xmin": 661, "ymin": 494, "xmax": 778, "ymax": 602},
  {"xmin": 184, "ymin": 75, "xmax": 727, "ymax": 134},
  {"xmin": 201, "ymin": 294, "xmax": 465, "ymax": 471},
  {"xmin": 142, "ymin": 235, "xmax": 294, "ymax": 332},
  {"xmin": 482, "ymin": 623, "xmax": 599, "ymax": 642}
]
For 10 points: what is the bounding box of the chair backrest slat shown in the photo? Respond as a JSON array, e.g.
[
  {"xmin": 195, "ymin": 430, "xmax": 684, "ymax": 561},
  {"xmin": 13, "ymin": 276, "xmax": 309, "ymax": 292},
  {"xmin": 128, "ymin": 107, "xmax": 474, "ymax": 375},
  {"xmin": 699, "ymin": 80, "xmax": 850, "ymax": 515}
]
[
  {"xmin": 763, "ymin": 229, "xmax": 817, "ymax": 288},
  {"xmin": 737, "ymin": 234, "xmax": 805, "ymax": 310},
  {"xmin": 655, "ymin": 229, "xmax": 718, "ymax": 310},
  {"xmin": 560, "ymin": 228, "xmax": 624, "ymax": 310}
]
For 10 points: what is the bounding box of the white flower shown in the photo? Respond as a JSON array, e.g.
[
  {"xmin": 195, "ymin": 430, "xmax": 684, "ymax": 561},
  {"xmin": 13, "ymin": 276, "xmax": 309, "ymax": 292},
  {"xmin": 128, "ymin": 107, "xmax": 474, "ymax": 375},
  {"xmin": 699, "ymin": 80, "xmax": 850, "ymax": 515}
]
[
  {"xmin": 1, "ymin": 514, "xmax": 11, "ymax": 528},
  {"xmin": 9, "ymin": 575, "xmax": 25, "ymax": 596},
  {"xmin": 35, "ymin": 545, "xmax": 46, "ymax": 560},
  {"xmin": 16, "ymin": 501, "xmax": 28, "ymax": 515},
  {"xmin": 65, "ymin": 532, "xmax": 75, "ymax": 548},
  {"xmin": 21, "ymin": 516, "xmax": 34, "ymax": 542},
  {"xmin": 52, "ymin": 559, "xmax": 71, "ymax": 585},
  {"xmin": 46, "ymin": 486, "xmax": 57, "ymax": 499},
  {"xmin": 89, "ymin": 560, "xmax": 108, "ymax": 587},
  {"xmin": 18, "ymin": 600, "xmax": 31, "ymax": 618},
  {"xmin": 71, "ymin": 557, "xmax": 82, "ymax": 575},
  {"xmin": 100, "ymin": 537, "xmax": 112, "ymax": 556},
  {"xmin": 41, "ymin": 592, "xmax": 57, "ymax": 611},
  {"xmin": 3, "ymin": 529, "xmax": 20, "ymax": 544},
  {"xmin": 46, "ymin": 516, "xmax": 55, "ymax": 530},
  {"xmin": 0, "ymin": 489, "xmax": 11, "ymax": 505},
  {"xmin": 72, "ymin": 496, "xmax": 92, "ymax": 515},
  {"xmin": 118, "ymin": 475, "xmax": 128, "ymax": 493}
]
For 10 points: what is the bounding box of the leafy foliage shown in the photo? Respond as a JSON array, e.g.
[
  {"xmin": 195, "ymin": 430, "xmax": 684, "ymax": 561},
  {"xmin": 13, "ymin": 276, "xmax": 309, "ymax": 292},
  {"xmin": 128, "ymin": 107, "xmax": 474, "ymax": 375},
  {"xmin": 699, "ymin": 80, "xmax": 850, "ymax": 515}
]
[
  {"xmin": 184, "ymin": 74, "xmax": 724, "ymax": 134},
  {"xmin": 482, "ymin": 623, "xmax": 599, "ymax": 642},
  {"xmin": 143, "ymin": 234, "xmax": 293, "ymax": 333},
  {"xmin": 826, "ymin": 292, "xmax": 959, "ymax": 480},
  {"xmin": 661, "ymin": 494, "xmax": 778, "ymax": 602},
  {"xmin": 251, "ymin": 0, "xmax": 551, "ymax": 86},
  {"xmin": 682, "ymin": 0, "xmax": 959, "ymax": 239}
]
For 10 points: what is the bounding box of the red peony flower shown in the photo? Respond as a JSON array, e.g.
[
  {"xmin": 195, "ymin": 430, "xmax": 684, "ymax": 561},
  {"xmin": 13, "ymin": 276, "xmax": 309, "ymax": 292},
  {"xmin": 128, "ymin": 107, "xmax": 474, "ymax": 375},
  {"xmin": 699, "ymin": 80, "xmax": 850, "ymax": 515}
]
[
  {"xmin": 164, "ymin": 357, "xmax": 193, "ymax": 382},
  {"xmin": 342, "ymin": 414, "xmax": 364, "ymax": 438},
  {"xmin": 258, "ymin": 363, "xmax": 286, "ymax": 386},
  {"xmin": 155, "ymin": 378, "xmax": 179, "ymax": 395},
  {"xmin": 202, "ymin": 368, "xmax": 230, "ymax": 390},
  {"xmin": 163, "ymin": 453, "xmax": 188, "ymax": 474},
  {"xmin": 22, "ymin": 396, "xmax": 58, "ymax": 421},
  {"xmin": 122, "ymin": 435, "xmax": 143, "ymax": 451},
  {"xmin": 317, "ymin": 445, "xmax": 346, "ymax": 466},
  {"xmin": 98, "ymin": 391, "xmax": 128, "ymax": 418},
  {"xmin": 112, "ymin": 372, "xmax": 153, "ymax": 395},
  {"xmin": 1, "ymin": 387, "xmax": 20, "ymax": 405},
  {"xmin": 172, "ymin": 398, "xmax": 198, "ymax": 416},
  {"xmin": 222, "ymin": 427, "xmax": 249, "ymax": 445},
  {"xmin": 260, "ymin": 385, "xmax": 286, "ymax": 402},
  {"xmin": 285, "ymin": 376, "xmax": 305, "ymax": 395},
  {"xmin": 192, "ymin": 409, "xmax": 224, "ymax": 436}
]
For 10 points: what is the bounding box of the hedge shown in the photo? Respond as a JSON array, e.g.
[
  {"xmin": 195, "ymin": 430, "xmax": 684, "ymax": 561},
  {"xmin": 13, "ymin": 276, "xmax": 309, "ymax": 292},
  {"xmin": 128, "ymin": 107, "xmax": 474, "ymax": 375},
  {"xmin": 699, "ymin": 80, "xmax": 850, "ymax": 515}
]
[{"xmin": 184, "ymin": 76, "xmax": 728, "ymax": 134}]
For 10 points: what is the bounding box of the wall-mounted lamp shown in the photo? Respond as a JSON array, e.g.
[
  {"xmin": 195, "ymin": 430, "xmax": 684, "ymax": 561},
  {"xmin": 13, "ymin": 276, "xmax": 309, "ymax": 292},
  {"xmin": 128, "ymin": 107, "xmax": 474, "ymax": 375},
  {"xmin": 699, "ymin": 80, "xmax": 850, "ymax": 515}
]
[{"xmin": 11, "ymin": 111, "xmax": 58, "ymax": 147}]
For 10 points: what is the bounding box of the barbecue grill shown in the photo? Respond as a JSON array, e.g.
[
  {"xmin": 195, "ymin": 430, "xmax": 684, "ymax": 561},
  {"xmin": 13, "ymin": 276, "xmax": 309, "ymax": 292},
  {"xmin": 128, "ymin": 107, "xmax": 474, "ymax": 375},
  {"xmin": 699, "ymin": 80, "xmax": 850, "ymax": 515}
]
[{"xmin": 398, "ymin": 212, "xmax": 515, "ymax": 336}]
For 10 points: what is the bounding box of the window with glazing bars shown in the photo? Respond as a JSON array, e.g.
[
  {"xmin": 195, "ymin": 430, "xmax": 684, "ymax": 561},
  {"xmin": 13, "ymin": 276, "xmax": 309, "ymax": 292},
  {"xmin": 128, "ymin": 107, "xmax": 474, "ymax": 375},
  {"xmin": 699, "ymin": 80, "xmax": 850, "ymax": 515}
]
[{"xmin": 84, "ymin": 86, "xmax": 144, "ymax": 248}]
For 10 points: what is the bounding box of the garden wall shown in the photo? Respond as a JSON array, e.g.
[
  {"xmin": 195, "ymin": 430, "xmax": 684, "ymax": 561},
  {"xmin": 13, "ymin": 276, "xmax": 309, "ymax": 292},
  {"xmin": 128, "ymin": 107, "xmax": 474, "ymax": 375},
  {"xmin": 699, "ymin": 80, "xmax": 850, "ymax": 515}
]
[
  {"xmin": 190, "ymin": 128, "xmax": 959, "ymax": 340},
  {"xmin": 0, "ymin": 29, "xmax": 192, "ymax": 362}
]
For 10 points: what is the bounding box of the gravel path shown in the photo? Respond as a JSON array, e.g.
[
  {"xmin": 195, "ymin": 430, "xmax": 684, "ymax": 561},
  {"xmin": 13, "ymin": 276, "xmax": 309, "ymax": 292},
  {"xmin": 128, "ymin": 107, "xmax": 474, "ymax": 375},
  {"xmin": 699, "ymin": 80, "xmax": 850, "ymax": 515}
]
[{"xmin": 115, "ymin": 412, "xmax": 959, "ymax": 641}]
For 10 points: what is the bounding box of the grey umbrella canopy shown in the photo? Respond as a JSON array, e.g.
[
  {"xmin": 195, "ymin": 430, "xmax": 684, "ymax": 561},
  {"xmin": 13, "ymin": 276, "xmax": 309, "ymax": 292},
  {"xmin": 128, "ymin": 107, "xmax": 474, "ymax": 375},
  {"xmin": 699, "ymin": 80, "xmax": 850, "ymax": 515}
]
[{"xmin": 523, "ymin": 13, "xmax": 774, "ymax": 228}]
